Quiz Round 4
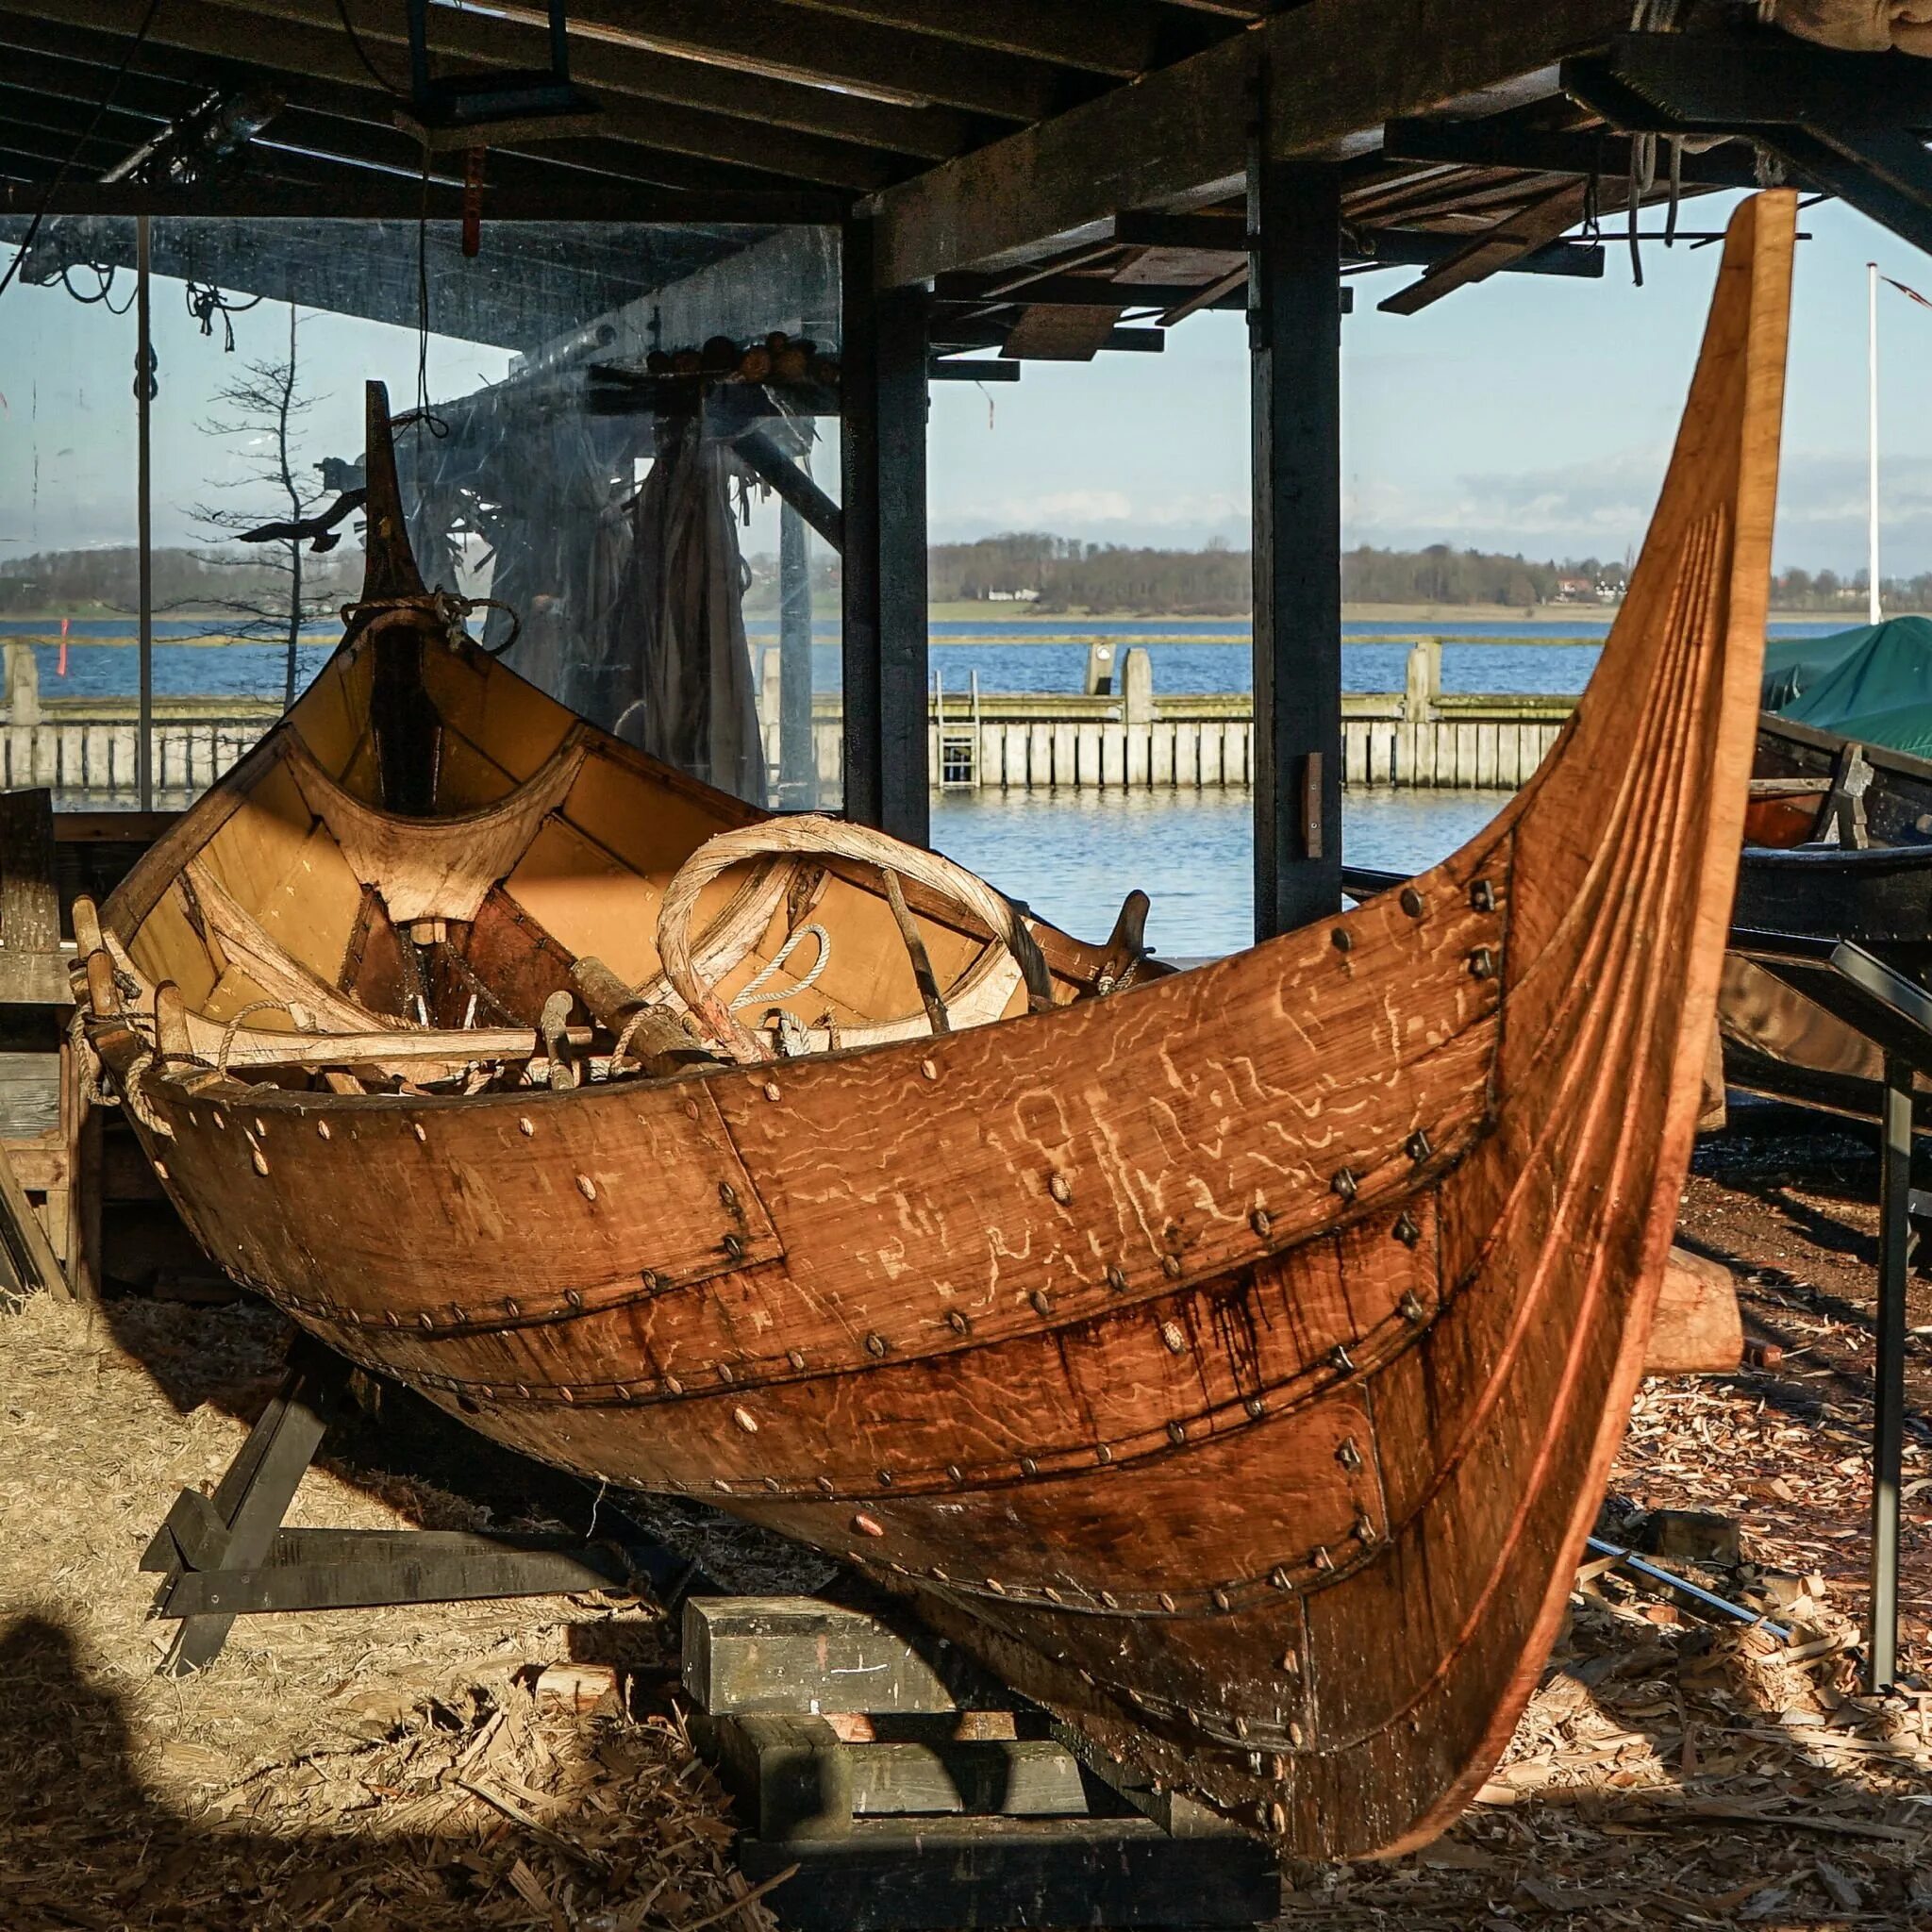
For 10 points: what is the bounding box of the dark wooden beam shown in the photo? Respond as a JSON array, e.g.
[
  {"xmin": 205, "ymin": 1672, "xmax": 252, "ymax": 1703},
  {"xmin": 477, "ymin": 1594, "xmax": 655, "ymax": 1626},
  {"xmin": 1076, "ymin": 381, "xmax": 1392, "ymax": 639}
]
[
  {"xmin": 841, "ymin": 215, "xmax": 929, "ymax": 845},
  {"xmin": 778, "ymin": 0, "xmax": 1209, "ymax": 80},
  {"xmin": 935, "ymin": 272, "xmax": 1249, "ymax": 310},
  {"xmin": 194, "ymin": 0, "xmax": 905, "ymax": 188},
  {"xmin": 8, "ymin": 0, "xmax": 896, "ymax": 189},
  {"xmin": 0, "ymin": 46, "xmax": 646, "ymax": 197},
  {"xmin": 928, "ymin": 358, "xmax": 1021, "ymax": 380},
  {"xmin": 551, "ymin": 0, "xmax": 1078, "ymax": 122},
  {"xmin": 731, "ymin": 429, "xmax": 844, "ymax": 551},
  {"xmin": 1097, "ymin": 208, "xmax": 1607, "ymax": 277},
  {"xmin": 1377, "ymin": 177, "xmax": 1591, "ymax": 314},
  {"xmin": 8, "ymin": 0, "xmax": 981, "ymax": 159},
  {"xmin": 871, "ymin": 0, "xmax": 1636, "ymax": 285},
  {"xmin": 0, "ymin": 176, "xmax": 843, "ymax": 222},
  {"xmin": 1379, "ymin": 115, "xmax": 1760, "ymax": 187},
  {"xmin": 200, "ymin": 0, "xmax": 1067, "ymax": 125},
  {"xmin": 1250, "ymin": 152, "xmax": 1342, "ymax": 939}
]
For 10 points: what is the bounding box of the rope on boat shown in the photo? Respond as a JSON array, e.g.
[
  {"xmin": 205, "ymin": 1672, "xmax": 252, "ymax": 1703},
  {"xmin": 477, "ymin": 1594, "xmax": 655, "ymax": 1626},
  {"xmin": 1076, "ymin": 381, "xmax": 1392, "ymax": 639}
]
[
  {"xmin": 68, "ymin": 1010, "xmax": 105, "ymax": 1109},
  {"xmin": 121, "ymin": 1052, "xmax": 175, "ymax": 1140},
  {"xmin": 216, "ymin": 1000, "xmax": 293, "ymax": 1080},
  {"xmin": 728, "ymin": 924, "xmax": 831, "ymax": 1012}
]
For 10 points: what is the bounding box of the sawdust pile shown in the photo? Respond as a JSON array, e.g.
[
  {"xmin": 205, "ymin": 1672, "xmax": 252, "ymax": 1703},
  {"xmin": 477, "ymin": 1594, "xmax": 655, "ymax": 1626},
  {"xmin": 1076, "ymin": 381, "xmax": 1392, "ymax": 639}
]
[
  {"xmin": 0, "ymin": 1291, "xmax": 775, "ymax": 1932},
  {"xmin": 5, "ymin": 1108, "xmax": 1932, "ymax": 1930}
]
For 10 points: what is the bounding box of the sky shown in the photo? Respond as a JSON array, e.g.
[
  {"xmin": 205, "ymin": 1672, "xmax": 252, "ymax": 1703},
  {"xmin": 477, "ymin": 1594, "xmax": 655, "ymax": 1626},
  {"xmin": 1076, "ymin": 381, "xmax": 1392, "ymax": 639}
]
[{"xmin": 3, "ymin": 192, "xmax": 1930, "ymax": 576}]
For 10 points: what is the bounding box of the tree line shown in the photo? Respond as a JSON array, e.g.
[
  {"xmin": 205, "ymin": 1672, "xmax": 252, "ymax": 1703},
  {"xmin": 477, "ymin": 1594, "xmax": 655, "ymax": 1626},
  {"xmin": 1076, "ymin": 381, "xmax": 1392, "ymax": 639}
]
[
  {"xmin": 926, "ymin": 536, "xmax": 1624, "ymax": 613},
  {"xmin": 9, "ymin": 538, "xmax": 1931, "ymax": 623},
  {"xmin": 0, "ymin": 545, "xmax": 359, "ymax": 619}
]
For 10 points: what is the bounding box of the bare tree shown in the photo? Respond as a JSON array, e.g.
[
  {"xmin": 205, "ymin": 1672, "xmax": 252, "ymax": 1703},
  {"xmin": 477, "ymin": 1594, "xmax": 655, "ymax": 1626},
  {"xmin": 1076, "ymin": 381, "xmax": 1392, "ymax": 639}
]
[{"xmin": 186, "ymin": 305, "xmax": 342, "ymax": 708}]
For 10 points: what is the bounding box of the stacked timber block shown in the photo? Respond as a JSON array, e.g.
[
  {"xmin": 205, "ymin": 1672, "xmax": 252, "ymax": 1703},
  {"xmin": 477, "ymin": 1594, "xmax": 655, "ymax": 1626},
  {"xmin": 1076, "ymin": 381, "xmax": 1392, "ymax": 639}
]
[
  {"xmin": 683, "ymin": 1596, "xmax": 1281, "ymax": 1931},
  {"xmin": 0, "ymin": 791, "xmax": 180, "ymax": 1302}
]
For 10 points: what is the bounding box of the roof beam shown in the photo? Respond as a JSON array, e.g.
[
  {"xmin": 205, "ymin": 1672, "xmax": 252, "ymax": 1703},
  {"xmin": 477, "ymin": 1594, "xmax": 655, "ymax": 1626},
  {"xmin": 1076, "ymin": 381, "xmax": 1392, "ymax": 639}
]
[
  {"xmin": 525, "ymin": 0, "xmax": 1074, "ymax": 121},
  {"xmin": 869, "ymin": 0, "xmax": 1637, "ymax": 286},
  {"xmin": 1379, "ymin": 115, "xmax": 1762, "ymax": 186},
  {"xmin": 9, "ymin": 0, "xmax": 979, "ymax": 158},
  {"xmin": 210, "ymin": 0, "xmax": 1073, "ymax": 125},
  {"xmin": 1375, "ymin": 177, "xmax": 1591, "ymax": 314},
  {"xmin": 194, "ymin": 0, "xmax": 902, "ymax": 187},
  {"xmin": 10, "ymin": 0, "xmax": 892, "ymax": 189},
  {"xmin": 776, "ymin": 0, "xmax": 1209, "ymax": 80}
]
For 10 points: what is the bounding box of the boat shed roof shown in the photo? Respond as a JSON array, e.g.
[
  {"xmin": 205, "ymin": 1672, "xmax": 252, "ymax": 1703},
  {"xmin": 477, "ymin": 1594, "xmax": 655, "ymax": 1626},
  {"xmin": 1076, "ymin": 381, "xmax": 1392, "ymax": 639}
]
[{"xmin": 0, "ymin": 1, "xmax": 1928, "ymax": 348}]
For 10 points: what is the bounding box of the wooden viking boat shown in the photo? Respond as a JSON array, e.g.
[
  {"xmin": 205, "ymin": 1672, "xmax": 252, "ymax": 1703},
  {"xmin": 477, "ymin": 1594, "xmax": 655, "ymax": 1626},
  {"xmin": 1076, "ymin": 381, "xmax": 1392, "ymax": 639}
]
[{"xmin": 79, "ymin": 192, "xmax": 1794, "ymax": 1858}]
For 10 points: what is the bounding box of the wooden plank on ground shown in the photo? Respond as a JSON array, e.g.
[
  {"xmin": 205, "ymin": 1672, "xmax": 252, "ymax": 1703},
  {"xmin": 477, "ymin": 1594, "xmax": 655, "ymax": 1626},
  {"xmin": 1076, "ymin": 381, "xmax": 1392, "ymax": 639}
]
[{"xmin": 735, "ymin": 1816, "xmax": 1281, "ymax": 1930}]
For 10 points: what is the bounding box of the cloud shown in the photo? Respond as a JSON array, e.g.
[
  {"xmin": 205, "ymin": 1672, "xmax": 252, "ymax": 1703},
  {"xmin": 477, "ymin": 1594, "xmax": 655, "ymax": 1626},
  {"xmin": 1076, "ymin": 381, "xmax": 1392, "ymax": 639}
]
[{"xmin": 931, "ymin": 487, "xmax": 1249, "ymax": 546}]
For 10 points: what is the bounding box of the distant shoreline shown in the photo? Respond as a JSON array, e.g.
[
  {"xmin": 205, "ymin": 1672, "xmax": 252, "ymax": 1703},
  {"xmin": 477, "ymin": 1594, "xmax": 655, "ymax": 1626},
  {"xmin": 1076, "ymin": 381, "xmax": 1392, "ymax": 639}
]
[{"xmin": 0, "ymin": 600, "xmax": 1901, "ymax": 630}]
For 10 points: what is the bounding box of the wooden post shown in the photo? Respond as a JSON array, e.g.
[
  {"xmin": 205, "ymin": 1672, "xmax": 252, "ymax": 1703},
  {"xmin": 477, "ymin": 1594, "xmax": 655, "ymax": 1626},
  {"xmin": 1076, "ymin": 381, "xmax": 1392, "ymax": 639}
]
[
  {"xmin": 1249, "ymin": 127, "xmax": 1342, "ymax": 939},
  {"xmin": 778, "ymin": 475, "xmax": 817, "ymax": 809},
  {"xmin": 841, "ymin": 217, "xmax": 929, "ymax": 844},
  {"xmin": 136, "ymin": 213, "xmax": 155, "ymax": 814}
]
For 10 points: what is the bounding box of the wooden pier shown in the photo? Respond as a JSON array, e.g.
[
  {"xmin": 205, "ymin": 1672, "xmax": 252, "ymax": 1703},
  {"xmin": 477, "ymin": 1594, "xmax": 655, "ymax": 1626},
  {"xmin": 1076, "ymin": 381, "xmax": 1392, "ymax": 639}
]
[
  {"xmin": 769, "ymin": 641, "xmax": 1573, "ymax": 798},
  {"xmin": 4, "ymin": 639, "xmax": 1570, "ymax": 807}
]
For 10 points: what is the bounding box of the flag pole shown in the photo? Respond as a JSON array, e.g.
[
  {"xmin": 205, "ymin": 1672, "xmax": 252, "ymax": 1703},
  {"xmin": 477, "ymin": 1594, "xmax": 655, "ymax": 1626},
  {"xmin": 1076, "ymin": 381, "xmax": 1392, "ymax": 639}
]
[{"xmin": 1870, "ymin": 259, "xmax": 1882, "ymax": 626}]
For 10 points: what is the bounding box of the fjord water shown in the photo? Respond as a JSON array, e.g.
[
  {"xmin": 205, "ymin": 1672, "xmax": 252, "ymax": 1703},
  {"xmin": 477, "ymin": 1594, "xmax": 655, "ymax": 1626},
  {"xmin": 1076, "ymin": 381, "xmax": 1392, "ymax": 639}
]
[{"xmin": 0, "ymin": 614, "xmax": 1852, "ymax": 961}]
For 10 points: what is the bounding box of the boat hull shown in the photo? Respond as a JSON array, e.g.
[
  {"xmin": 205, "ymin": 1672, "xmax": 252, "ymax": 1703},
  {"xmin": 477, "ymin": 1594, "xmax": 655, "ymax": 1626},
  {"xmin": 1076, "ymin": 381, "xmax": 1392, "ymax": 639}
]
[{"xmin": 92, "ymin": 195, "xmax": 1797, "ymax": 1857}]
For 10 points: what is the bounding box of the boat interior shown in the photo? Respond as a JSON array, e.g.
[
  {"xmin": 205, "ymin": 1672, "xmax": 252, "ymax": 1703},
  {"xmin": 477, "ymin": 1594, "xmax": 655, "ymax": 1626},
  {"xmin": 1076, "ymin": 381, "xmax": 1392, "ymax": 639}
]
[{"xmin": 96, "ymin": 609, "xmax": 1154, "ymax": 1091}]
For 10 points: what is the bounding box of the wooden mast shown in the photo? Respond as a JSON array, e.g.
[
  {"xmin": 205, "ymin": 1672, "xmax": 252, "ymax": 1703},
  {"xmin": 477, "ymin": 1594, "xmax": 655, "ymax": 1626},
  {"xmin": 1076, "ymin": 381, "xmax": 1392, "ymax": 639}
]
[
  {"xmin": 358, "ymin": 380, "xmax": 430, "ymax": 606},
  {"xmin": 357, "ymin": 380, "xmax": 441, "ymax": 815}
]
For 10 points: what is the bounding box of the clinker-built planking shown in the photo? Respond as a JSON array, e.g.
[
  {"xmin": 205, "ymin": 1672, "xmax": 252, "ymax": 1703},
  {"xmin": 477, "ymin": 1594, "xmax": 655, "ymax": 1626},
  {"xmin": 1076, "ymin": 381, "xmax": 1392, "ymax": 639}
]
[{"xmin": 81, "ymin": 192, "xmax": 1793, "ymax": 1857}]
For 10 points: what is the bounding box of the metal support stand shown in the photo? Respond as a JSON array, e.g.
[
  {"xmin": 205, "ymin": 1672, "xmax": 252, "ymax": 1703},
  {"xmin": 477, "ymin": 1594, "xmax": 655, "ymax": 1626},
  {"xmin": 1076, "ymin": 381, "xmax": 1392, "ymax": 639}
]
[
  {"xmin": 1874, "ymin": 1053, "xmax": 1912, "ymax": 1689},
  {"xmin": 140, "ymin": 1338, "xmax": 701, "ymax": 1677},
  {"xmin": 1724, "ymin": 932, "xmax": 1932, "ymax": 1690}
]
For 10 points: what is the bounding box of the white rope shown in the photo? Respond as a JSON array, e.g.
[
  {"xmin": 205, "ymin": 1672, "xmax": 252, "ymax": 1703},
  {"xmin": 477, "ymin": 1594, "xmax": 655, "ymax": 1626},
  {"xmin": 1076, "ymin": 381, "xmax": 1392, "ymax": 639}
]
[{"xmin": 729, "ymin": 923, "xmax": 831, "ymax": 1011}]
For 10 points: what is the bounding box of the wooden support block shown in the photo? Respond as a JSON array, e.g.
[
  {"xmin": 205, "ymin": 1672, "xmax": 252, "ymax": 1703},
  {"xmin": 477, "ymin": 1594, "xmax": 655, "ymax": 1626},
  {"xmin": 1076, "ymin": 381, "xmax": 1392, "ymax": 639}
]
[
  {"xmin": 703, "ymin": 1710, "xmax": 1092, "ymax": 1840},
  {"xmin": 735, "ymin": 1817, "xmax": 1281, "ymax": 1931},
  {"xmin": 685, "ymin": 1596, "xmax": 1011, "ymax": 1715},
  {"xmin": 0, "ymin": 789, "xmax": 69, "ymax": 1007},
  {"xmin": 0, "ymin": 1134, "xmax": 66, "ymax": 1304},
  {"xmin": 1646, "ymin": 1244, "xmax": 1744, "ymax": 1375},
  {"xmin": 533, "ymin": 1662, "xmax": 622, "ymax": 1714}
]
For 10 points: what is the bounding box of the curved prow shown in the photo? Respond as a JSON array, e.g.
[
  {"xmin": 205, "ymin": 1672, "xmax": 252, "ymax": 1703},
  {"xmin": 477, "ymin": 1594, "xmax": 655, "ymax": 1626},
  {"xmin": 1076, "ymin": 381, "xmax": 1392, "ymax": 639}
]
[{"xmin": 359, "ymin": 379, "xmax": 430, "ymax": 606}]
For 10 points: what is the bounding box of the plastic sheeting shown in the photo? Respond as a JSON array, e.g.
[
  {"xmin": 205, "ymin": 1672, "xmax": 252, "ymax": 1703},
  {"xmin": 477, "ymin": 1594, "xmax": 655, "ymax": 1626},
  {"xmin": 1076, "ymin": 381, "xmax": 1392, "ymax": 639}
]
[
  {"xmin": 1761, "ymin": 615, "xmax": 1932, "ymax": 758},
  {"xmin": 608, "ymin": 424, "xmax": 764, "ymax": 801}
]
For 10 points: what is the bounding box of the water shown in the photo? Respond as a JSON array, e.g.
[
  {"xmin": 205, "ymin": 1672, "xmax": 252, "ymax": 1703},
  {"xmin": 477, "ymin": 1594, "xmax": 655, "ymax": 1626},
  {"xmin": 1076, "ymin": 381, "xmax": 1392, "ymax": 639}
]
[
  {"xmin": 0, "ymin": 612, "xmax": 1857, "ymax": 708},
  {"xmin": 930, "ymin": 786, "xmax": 1514, "ymax": 960}
]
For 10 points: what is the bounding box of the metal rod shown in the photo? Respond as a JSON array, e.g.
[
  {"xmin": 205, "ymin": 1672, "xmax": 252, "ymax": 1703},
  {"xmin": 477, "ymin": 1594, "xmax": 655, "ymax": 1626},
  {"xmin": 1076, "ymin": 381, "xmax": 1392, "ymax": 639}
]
[
  {"xmin": 1584, "ymin": 1537, "xmax": 1791, "ymax": 1642},
  {"xmin": 135, "ymin": 212, "xmax": 153, "ymax": 815},
  {"xmin": 1871, "ymin": 1051, "xmax": 1911, "ymax": 1690}
]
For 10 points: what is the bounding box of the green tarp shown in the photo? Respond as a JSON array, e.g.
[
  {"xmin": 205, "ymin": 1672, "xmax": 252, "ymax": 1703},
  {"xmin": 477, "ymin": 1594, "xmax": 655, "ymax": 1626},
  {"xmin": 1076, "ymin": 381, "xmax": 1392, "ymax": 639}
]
[{"xmin": 1761, "ymin": 615, "xmax": 1932, "ymax": 760}]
